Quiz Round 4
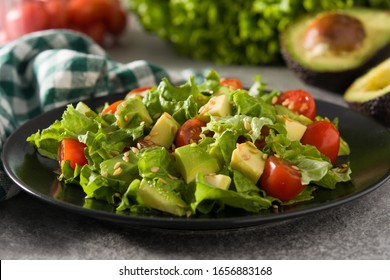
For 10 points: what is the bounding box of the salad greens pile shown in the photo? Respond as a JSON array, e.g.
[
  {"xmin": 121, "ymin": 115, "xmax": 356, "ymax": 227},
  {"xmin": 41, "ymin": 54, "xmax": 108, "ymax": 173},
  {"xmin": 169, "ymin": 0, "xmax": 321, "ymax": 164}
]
[
  {"xmin": 27, "ymin": 70, "xmax": 352, "ymax": 217},
  {"xmin": 129, "ymin": 0, "xmax": 390, "ymax": 65}
]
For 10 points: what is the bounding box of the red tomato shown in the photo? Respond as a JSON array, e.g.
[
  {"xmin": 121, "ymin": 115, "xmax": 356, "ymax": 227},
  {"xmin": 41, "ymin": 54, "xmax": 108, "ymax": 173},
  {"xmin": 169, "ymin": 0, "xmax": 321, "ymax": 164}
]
[
  {"xmin": 106, "ymin": 3, "xmax": 127, "ymax": 36},
  {"xmin": 84, "ymin": 21, "xmax": 107, "ymax": 45},
  {"xmin": 276, "ymin": 89, "xmax": 317, "ymax": 120},
  {"xmin": 5, "ymin": 2, "xmax": 50, "ymax": 39},
  {"xmin": 175, "ymin": 118, "xmax": 207, "ymax": 147},
  {"xmin": 44, "ymin": 0, "xmax": 69, "ymax": 28},
  {"xmin": 260, "ymin": 156, "xmax": 304, "ymax": 202},
  {"xmin": 101, "ymin": 100, "xmax": 124, "ymax": 114},
  {"xmin": 58, "ymin": 138, "xmax": 88, "ymax": 169},
  {"xmin": 126, "ymin": 87, "xmax": 152, "ymax": 98},
  {"xmin": 220, "ymin": 78, "xmax": 243, "ymax": 89},
  {"xmin": 67, "ymin": 0, "xmax": 111, "ymax": 25},
  {"xmin": 300, "ymin": 120, "xmax": 340, "ymax": 164}
]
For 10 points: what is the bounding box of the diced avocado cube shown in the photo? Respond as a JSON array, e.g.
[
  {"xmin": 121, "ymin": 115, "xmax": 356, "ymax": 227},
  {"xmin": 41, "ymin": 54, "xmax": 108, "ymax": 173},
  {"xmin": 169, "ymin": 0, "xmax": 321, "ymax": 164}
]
[
  {"xmin": 174, "ymin": 143, "xmax": 220, "ymax": 183},
  {"xmin": 199, "ymin": 95, "xmax": 231, "ymax": 118},
  {"xmin": 138, "ymin": 179, "xmax": 187, "ymax": 216},
  {"xmin": 100, "ymin": 151, "xmax": 139, "ymax": 184},
  {"xmin": 204, "ymin": 174, "xmax": 231, "ymax": 190},
  {"xmin": 147, "ymin": 112, "xmax": 180, "ymax": 148},
  {"xmin": 278, "ymin": 116, "xmax": 307, "ymax": 141},
  {"xmin": 75, "ymin": 102, "xmax": 97, "ymax": 118},
  {"xmin": 230, "ymin": 142, "xmax": 266, "ymax": 183},
  {"xmin": 116, "ymin": 98, "xmax": 153, "ymax": 128}
]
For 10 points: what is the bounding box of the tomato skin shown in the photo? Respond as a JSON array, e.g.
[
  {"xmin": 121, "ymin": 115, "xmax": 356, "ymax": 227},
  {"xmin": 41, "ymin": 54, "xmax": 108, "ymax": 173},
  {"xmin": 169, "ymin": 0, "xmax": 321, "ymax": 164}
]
[
  {"xmin": 260, "ymin": 156, "xmax": 304, "ymax": 202},
  {"xmin": 45, "ymin": 0, "xmax": 69, "ymax": 28},
  {"xmin": 300, "ymin": 121, "xmax": 340, "ymax": 164},
  {"xmin": 59, "ymin": 138, "xmax": 88, "ymax": 169},
  {"xmin": 5, "ymin": 2, "xmax": 50, "ymax": 40},
  {"xmin": 67, "ymin": 0, "xmax": 111, "ymax": 25},
  {"xmin": 84, "ymin": 21, "xmax": 107, "ymax": 45},
  {"xmin": 220, "ymin": 78, "xmax": 243, "ymax": 89},
  {"xmin": 276, "ymin": 89, "xmax": 317, "ymax": 120},
  {"xmin": 175, "ymin": 118, "xmax": 207, "ymax": 147},
  {"xmin": 101, "ymin": 100, "xmax": 124, "ymax": 114},
  {"xmin": 126, "ymin": 87, "xmax": 152, "ymax": 98}
]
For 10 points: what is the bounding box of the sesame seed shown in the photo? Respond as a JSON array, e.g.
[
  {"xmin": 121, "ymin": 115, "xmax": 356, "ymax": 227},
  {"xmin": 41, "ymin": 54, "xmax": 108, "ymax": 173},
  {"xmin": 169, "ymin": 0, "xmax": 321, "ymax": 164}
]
[
  {"xmin": 151, "ymin": 166, "xmax": 160, "ymax": 172},
  {"xmin": 262, "ymin": 153, "xmax": 268, "ymax": 160},
  {"xmin": 160, "ymin": 178, "xmax": 168, "ymax": 184},
  {"xmin": 124, "ymin": 115, "xmax": 129, "ymax": 121},
  {"xmin": 101, "ymin": 171, "xmax": 108, "ymax": 177},
  {"xmin": 288, "ymin": 101, "xmax": 295, "ymax": 110},
  {"xmin": 271, "ymin": 96, "xmax": 278, "ymax": 104},
  {"xmin": 282, "ymin": 98, "xmax": 290, "ymax": 106},
  {"xmin": 114, "ymin": 162, "xmax": 121, "ymax": 169},
  {"xmin": 153, "ymin": 113, "xmax": 161, "ymax": 119},
  {"xmin": 242, "ymin": 154, "xmax": 251, "ymax": 161},
  {"xmin": 122, "ymin": 155, "xmax": 129, "ymax": 162},
  {"xmin": 113, "ymin": 167, "xmax": 123, "ymax": 176},
  {"xmin": 131, "ymin": 147, "xmax": 140, "ymax": 154},
  {"xmin": 168, "ymin": 174, "xmax": 178, "ymax": 180},
  {"xmin": 291, "ymin": 165, "xmax": 300, "ymax": 171},
  {"xmin": 140, "ymin": 121, "xmax": 145, "ymax": 126},
  {"xmin": 244, "ymin": 120, "xmax": 251, "ymax": 131},
  {"xmin": 111, "ymin": 150, "xmax": 120, "ymax": 156}
]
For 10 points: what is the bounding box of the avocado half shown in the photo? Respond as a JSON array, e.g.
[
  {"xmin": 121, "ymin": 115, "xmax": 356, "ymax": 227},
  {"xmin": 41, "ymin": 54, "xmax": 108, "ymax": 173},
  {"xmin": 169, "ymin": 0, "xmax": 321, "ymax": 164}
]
[
  {"xmin": 344, "ymin": 57, "xmax": 390, "ymax": 127},
  {"xmin": 280, "ymin": 8, "xmax": 390, "ymax": 93}
]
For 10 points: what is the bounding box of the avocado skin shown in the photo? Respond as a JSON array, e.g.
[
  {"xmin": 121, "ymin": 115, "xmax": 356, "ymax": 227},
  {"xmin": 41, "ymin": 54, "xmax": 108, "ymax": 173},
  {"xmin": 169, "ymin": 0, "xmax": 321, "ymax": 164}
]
[
  {"xmin": 281, "ymin": 42, "xmax": 390, "ymax": 94},
  {"xmin": 346, "ymin": 94, "xmax": 390, "ymax": 127}
]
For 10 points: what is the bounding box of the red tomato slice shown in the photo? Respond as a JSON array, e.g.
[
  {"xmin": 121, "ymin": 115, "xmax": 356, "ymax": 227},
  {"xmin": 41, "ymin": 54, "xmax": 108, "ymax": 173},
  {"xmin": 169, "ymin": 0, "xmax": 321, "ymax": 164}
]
[
  {"xmin": 59, "ymin": 138, "xmax": 88, "ymax": 169},
  {"xmin": 276, "ymin": 89, "xmax": 317, "ymax": 120},
  {"xmin": 260, "ymin": 156, "xmax": 304, "ymax": 202},
  {"xmin": 300, "ymin": 120, "xmax": 340, "ymax": 164},
  {"xmin": 220, "ymin": 78, "xmax": 243, "ymax": 89},
  {"xmin": 175, "ymin": 118, "xmax": 207, "ymax": 148},
  {"xmin": 101, "ymin": 100, "xmax": 124, "ymax": 115}
]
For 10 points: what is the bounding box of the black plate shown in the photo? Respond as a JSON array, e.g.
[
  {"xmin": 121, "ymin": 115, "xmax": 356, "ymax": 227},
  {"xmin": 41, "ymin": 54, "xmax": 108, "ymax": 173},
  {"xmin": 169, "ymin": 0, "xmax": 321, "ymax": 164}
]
[{"xmin": 2, "ymin": 95, "xmax": 390, "ymax": 230}]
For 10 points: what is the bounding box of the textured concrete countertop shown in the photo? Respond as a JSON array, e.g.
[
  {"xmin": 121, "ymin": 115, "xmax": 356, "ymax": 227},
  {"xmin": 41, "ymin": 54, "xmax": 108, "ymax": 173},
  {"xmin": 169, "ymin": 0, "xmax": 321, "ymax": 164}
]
[{"xmin": 1, "ymin": 18, "xmax": 389, "ymax": 260}]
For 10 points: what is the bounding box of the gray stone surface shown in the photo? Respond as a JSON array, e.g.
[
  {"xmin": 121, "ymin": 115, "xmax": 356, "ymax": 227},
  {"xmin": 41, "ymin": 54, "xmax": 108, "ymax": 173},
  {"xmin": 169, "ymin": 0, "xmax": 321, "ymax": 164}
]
[{"xmin": 1, "ymin": 17, "xmax": 389, "ymax": 260}]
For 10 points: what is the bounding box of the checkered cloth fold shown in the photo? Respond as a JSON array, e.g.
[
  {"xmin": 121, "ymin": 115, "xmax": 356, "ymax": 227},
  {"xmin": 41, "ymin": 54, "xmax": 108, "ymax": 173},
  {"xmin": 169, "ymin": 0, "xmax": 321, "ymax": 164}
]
[{"xmin": 0, "ymin": 30, "xmax": 170, "ymax": 201}]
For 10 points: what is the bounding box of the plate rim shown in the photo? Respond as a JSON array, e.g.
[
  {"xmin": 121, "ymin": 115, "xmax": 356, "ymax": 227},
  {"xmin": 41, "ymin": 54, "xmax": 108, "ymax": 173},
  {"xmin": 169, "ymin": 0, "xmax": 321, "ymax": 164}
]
[{"xmin": 2, "ymin": 96, "xmax": 390, "ymax": 230}]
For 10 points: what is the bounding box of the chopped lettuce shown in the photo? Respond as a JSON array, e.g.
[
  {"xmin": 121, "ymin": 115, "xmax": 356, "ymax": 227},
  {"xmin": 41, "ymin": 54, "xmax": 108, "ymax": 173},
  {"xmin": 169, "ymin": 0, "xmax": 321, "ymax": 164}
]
[{"xmin": 26, "ymin": 70, "xmax": 352, "ymax": 217}]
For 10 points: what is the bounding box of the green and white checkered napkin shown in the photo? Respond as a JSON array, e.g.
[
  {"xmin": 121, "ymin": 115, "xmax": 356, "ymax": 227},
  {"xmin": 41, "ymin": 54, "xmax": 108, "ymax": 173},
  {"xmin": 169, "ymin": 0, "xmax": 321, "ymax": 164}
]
[{"xmin": 0, "ymin": 30, "xmax": 171, "ymax": 202}]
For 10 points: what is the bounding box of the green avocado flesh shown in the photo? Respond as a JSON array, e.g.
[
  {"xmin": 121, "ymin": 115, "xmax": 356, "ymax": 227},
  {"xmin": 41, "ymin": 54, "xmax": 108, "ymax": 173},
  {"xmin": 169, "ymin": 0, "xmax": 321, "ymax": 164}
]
[
  {"xmin": 281, "ymin": 8, "xmax": 390, "ymax": 93},
  {"xmin": 344, "ymin": 57, "xmax": 390, "ymax": 126}
]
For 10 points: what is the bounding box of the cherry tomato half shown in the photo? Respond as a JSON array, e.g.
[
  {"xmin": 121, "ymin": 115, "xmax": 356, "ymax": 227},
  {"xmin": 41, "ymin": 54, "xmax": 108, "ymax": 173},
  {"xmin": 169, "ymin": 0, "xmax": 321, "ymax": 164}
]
[
  {"xmin": 101, "ymin": 100, "xmax": 124, "ymax": 114},
  {"xmin": 175, "ymin": 118, "xmax": 207, "ymax": 148},
  {"xmin": 58, "ymin": 138, "xmax": 88, "ymax": 169},
  {"xmin": 300, "ymin": 120, "xmax": 340, "ymax": 165},
  {"xmin": 220, "ymin": 78, "xmax": 243, "ymax": 89},
  {"xmin": 276, "ymin": 89, "xmax": 317, "ymax": 120},
  {"xmin": 260, "ymin": 156, "xmax": 304, "ymax": 202},
  {"xmin": 126, "ymin": 87, "xmax": 152, "ymax": 98}
]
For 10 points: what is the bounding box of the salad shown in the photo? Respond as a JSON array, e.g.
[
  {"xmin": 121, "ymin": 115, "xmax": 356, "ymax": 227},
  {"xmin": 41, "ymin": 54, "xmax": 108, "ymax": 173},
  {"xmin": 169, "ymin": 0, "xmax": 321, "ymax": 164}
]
[{"xmin": 27, "ymin": 70, "xmax": 352, "ymax": 217}]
